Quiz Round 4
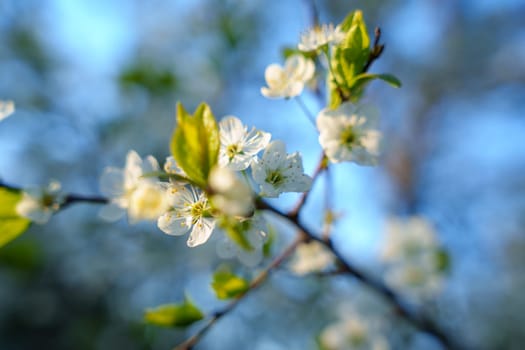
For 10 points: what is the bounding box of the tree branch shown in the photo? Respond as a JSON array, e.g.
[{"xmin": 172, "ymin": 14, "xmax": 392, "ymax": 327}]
[
  {"xmin": 363, "ymin": 27, "xmax": 385, "ymax": 73},
  {"xmin": 0, "ymin": 180, "xmax": 108, "ymax": 208},
  {"xmin": 257, "ymin": 200, "xmax": 463, "ymax": 350},
  {"xmin": 174, "ymin": 233, "xmax": 306, "ymax": 350}
]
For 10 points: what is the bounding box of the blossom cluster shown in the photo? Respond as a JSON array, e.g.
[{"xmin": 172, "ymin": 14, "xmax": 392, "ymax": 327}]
[
  {"xmin": 381, "ymin": 216, "xmax": 448, "ymax": 300},
  {"xmin": 261, "ymin": 23, "xmax": 382, "ymax": 165},
  {"xmin": 319, "ymin": 307, "xmax": 389, "ymax": 350},
  {"xmin": 94, "ymin": 116, "xmax": 312, "ymax": 262}
]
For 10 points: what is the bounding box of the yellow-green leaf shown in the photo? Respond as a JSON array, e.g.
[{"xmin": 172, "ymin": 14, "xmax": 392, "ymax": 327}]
[
  {"xmin": 211, "ymin": 268, "xmax": 249, "ymax": 300},
  {"xmin": 329, "ymin": 10, "xmax": 372, "ymax": 107},
  {"xmin": 0, "ymin": 188, "xmax": 31, "ymax": 248},
  {"xmin": 435, "ymin": 249, "xmax": 451, "ymax": 273},
  {"xmin": 170, "ymin": 102, "xmax": 220, "ymax": 188},
  {"xmin": 144, "ymin": 298, "xmax": 204, "ymax": 328}
]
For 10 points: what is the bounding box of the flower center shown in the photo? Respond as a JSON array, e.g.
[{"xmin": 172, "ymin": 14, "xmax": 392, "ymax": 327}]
[
  {"xmin": 340, "ymin": 127, "xmax": 358, "ymax": 147},
  {"xmin": 266, "ymin": 170, "xmax": 284, "ymax": 186},
  {"xmin": 226, "ymin": 144, "xmax": 241, "ymax": 160}
]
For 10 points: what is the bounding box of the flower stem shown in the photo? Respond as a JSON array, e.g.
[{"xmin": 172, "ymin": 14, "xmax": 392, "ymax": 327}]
[
  {"xmin": 294, "ymin": 96, "xmax": 316, "ymax": 126},
  {"xmin": 173, "ymin": 233, "xmax": 306, "ymax": 350}
]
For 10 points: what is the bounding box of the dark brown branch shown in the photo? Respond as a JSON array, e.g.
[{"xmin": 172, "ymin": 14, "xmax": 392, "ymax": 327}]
[
  {"xmin": 257, "ymin": 200, "xmax": 463, "ymax": 350},
  {"xmin": 0, "ymin": 180, "xmax": 108, "ymax": 208},
  {"xmin": 363, "ymin": 27, "xmax": 385, "ymax": 73}
]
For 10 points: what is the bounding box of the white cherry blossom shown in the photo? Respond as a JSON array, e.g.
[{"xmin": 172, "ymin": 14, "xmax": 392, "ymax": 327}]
[
  {"xmin": 289, "ymin": 241, "xmax": 334, "ymax": 275},
  {"xmin": 298, "ymin": 23, "xmax": 345, "ymax": 52},
  {"xmin": 99, "ymin": 150, "xmax": 166, "ymax": 222},
  {"xmin": 261, "ymin": 54, "xmax": 315, "ymax": 99},
  {"xmin": 208, "ymin": 166, "xmax": 254, "ymax": 217},
  {"xmin": 251, "ymin": 141, "xmax": 312, "ymax": 198},
  {"xmin": 317, "ymin": 102, "xmax": 381, "ymax": 165},
  {"xmin": 381, "ymin": 216, "xmax": 446, "ymax": 300},
  {"xmin": 16, "ymin": 180, "xmax": 64, "ymax": 224},
  {"xmin": 320, "ymin": 313, "xmax": 389, "ymax": 350},
  {"xmin": 0, "ymin": 100, "xmax": 15, "ymax": 121},
  {"xmin": 218, "ymin": 116, "xmax": 271, "ymax": 171},
  {"xmin": 157, "ymin": 185, "xmax": 216, "ymax": 247}
]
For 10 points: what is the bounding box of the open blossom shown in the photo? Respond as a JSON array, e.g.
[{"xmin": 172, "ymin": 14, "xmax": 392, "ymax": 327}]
[
  {"xmin": 298, "ymin": 23, "xmax": 345, "ymax": 51},
  {"xmin": 99, "ymin": 150, "xmax": 167, "ymax": 222},
  {"xmin": 320, "ymin": 313, "xmax": 389, "ymax": 350},
  {"xmin": 0, "ymin": 100, "xmax": 15, "ymax": 121},
  {"xmin": 16, "ymin": 180, "xmax": 65, "ymax": 224},
  {"xmin": 218, "ymin": 116, "xmax": 271, "ymax": 170},
  {"xmin": 289, "ymin": 241, "xmax": 334, "ymax": 275},
  {"xmin": 317, "ymin": 102, "xmax": 381, "ymax": 165},
  {"xmin": 157, "ymin": 185, "xmax": 215, "ymax": 247},
  {"xmin": 381, "ymin": 216, "xmax": 446, "ymax": 300},
  {"xmin": 208, "ymin": 166, "xmax": 254, "ymax": 217},
  {"xmin": 251, "ymin": 140, "xmax": 312, "ymax": 198},
  {"xmin": 260, "ymin": 54, "xmax": 315, "ymax": 99}
]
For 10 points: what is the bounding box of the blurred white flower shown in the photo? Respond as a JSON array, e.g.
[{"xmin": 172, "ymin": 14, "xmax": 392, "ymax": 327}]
[
  {"xmin": 157, "ymin": 185, "xmax": 215, "ymax": 247},
  {"xmin": 164, "ymin": 156, "xmax": 187, "ymax": 177},
  {"xmin": 99, "ymin": 150, "xmax": 166, "ymax": 222},
  {"xmin": 298, "ymin": 23, "xmax": 345, "ymax": 52},
  {"xmin": 381, "ymin": 216, "xmax": 446, "ymax": 300},
  {"xmin": 127, "ymin": 181, "xmax": 169, "ymax": 222},
  {"xmin": 320, "ymin": 313, "xmax": 389, "ymax": 350},
  {"xmin": 216, "ymin": 215, "xmax": 268, "ymax": 267},
  {"xmin": 317, "ymin": 102, "xmax": 381, "ymax": 165},
  {"xmin": 261, "ymin": 54, "xmax": 315, "ymax": 99},
  {"xmin": 218, "ymin": 116, "xmax": 271, "ymax": 170},
  {"xmin": 0, "ymin": 100, "xmax": 15, "ymax": 121},
  {"xmin": 251, "ymin": 140, "xmax": 312, "ymax": 198},
  {"xmin": 208, "ymin": 166, "xmax": 254, "ymax": 217},
  {"xmin": 16, "ymin": 180, "xmax": 64, "ymax": 224},
  {"xmin": 289, "ymin": 241, "xmax": 334, "ymax": 275}
]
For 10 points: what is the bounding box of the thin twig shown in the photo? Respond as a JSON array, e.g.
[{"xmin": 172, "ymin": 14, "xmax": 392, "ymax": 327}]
[
  {"xmin": 294, "ymin": 96, "xmax": 317, "ymax": 127},
  {"xmin": 174, "ymin": 233, "xmax": 306, "ymax": 350},
  {"xmin": 0, "ymin": 180, "xmax": 108, "ymax": 208},
  {"xmin": 257, "ymin": 200, "xmax": 462, "ymax": 350},
  {"xmin": 363, "ymin": 27, "xmax": 385, "ymax": 73}
]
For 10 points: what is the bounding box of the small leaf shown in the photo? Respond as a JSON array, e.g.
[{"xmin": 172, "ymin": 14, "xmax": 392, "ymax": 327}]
[
  {"xmin": 328, "ymin": 10, "xmax": 372, "ymax": 107},
  {"xmin": 170, "ymin": 102, "xmax": 220, "ymax": 188},
  {"xmin": 346, "ymin": 73, "xmax": 402, "ymax": 101},
  {"xmin": 211, "ymin": 268, "xmax": 249, "ymax": 300},
  {"xmin": 376, "ymin": 74, "xmax": 402, "ymax": 88},
  {"xmin": 435, "ymin": 249, "xmax": 451, "ymax": 273},
  {"xmin": 144, "ymin": 298, "xmax": 204, "ymax": 328},
  {"xmin": 0, "ymin": 188, "xmax": 31, "ymax": 248}
]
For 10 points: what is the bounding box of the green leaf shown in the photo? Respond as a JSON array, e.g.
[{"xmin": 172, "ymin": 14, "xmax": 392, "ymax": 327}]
[
  {"xmin": 119, "ymin": 62, "xmax": 176, "ymax": 95},
  {"xmin": 211, "ymin": 268, "xmax": 249, "ymax": 300},
  {"xmin": 345, "ymin": 73, "xmax": 401, "ymax": 102},
  {"xmin": 0, "ymin": 188, "xmax": 31, "ymax": 248},
  {"xmin": 350, "ymin": 73, "xmax": 402, "ymax": 89},
  {"xmin": 329, "ymin": 10, "xmax": 372, "ymax": 107},
  {"xmin": 144, "ymin": 298, "xmax": 204, "ymax": 328},
  {"xmin": 435, "ymin": 249, "xmax": 451, "ymax": 273},
  {"xmin": 170, "ymin": 102, "xmax": 220, "ymax": 188}
]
